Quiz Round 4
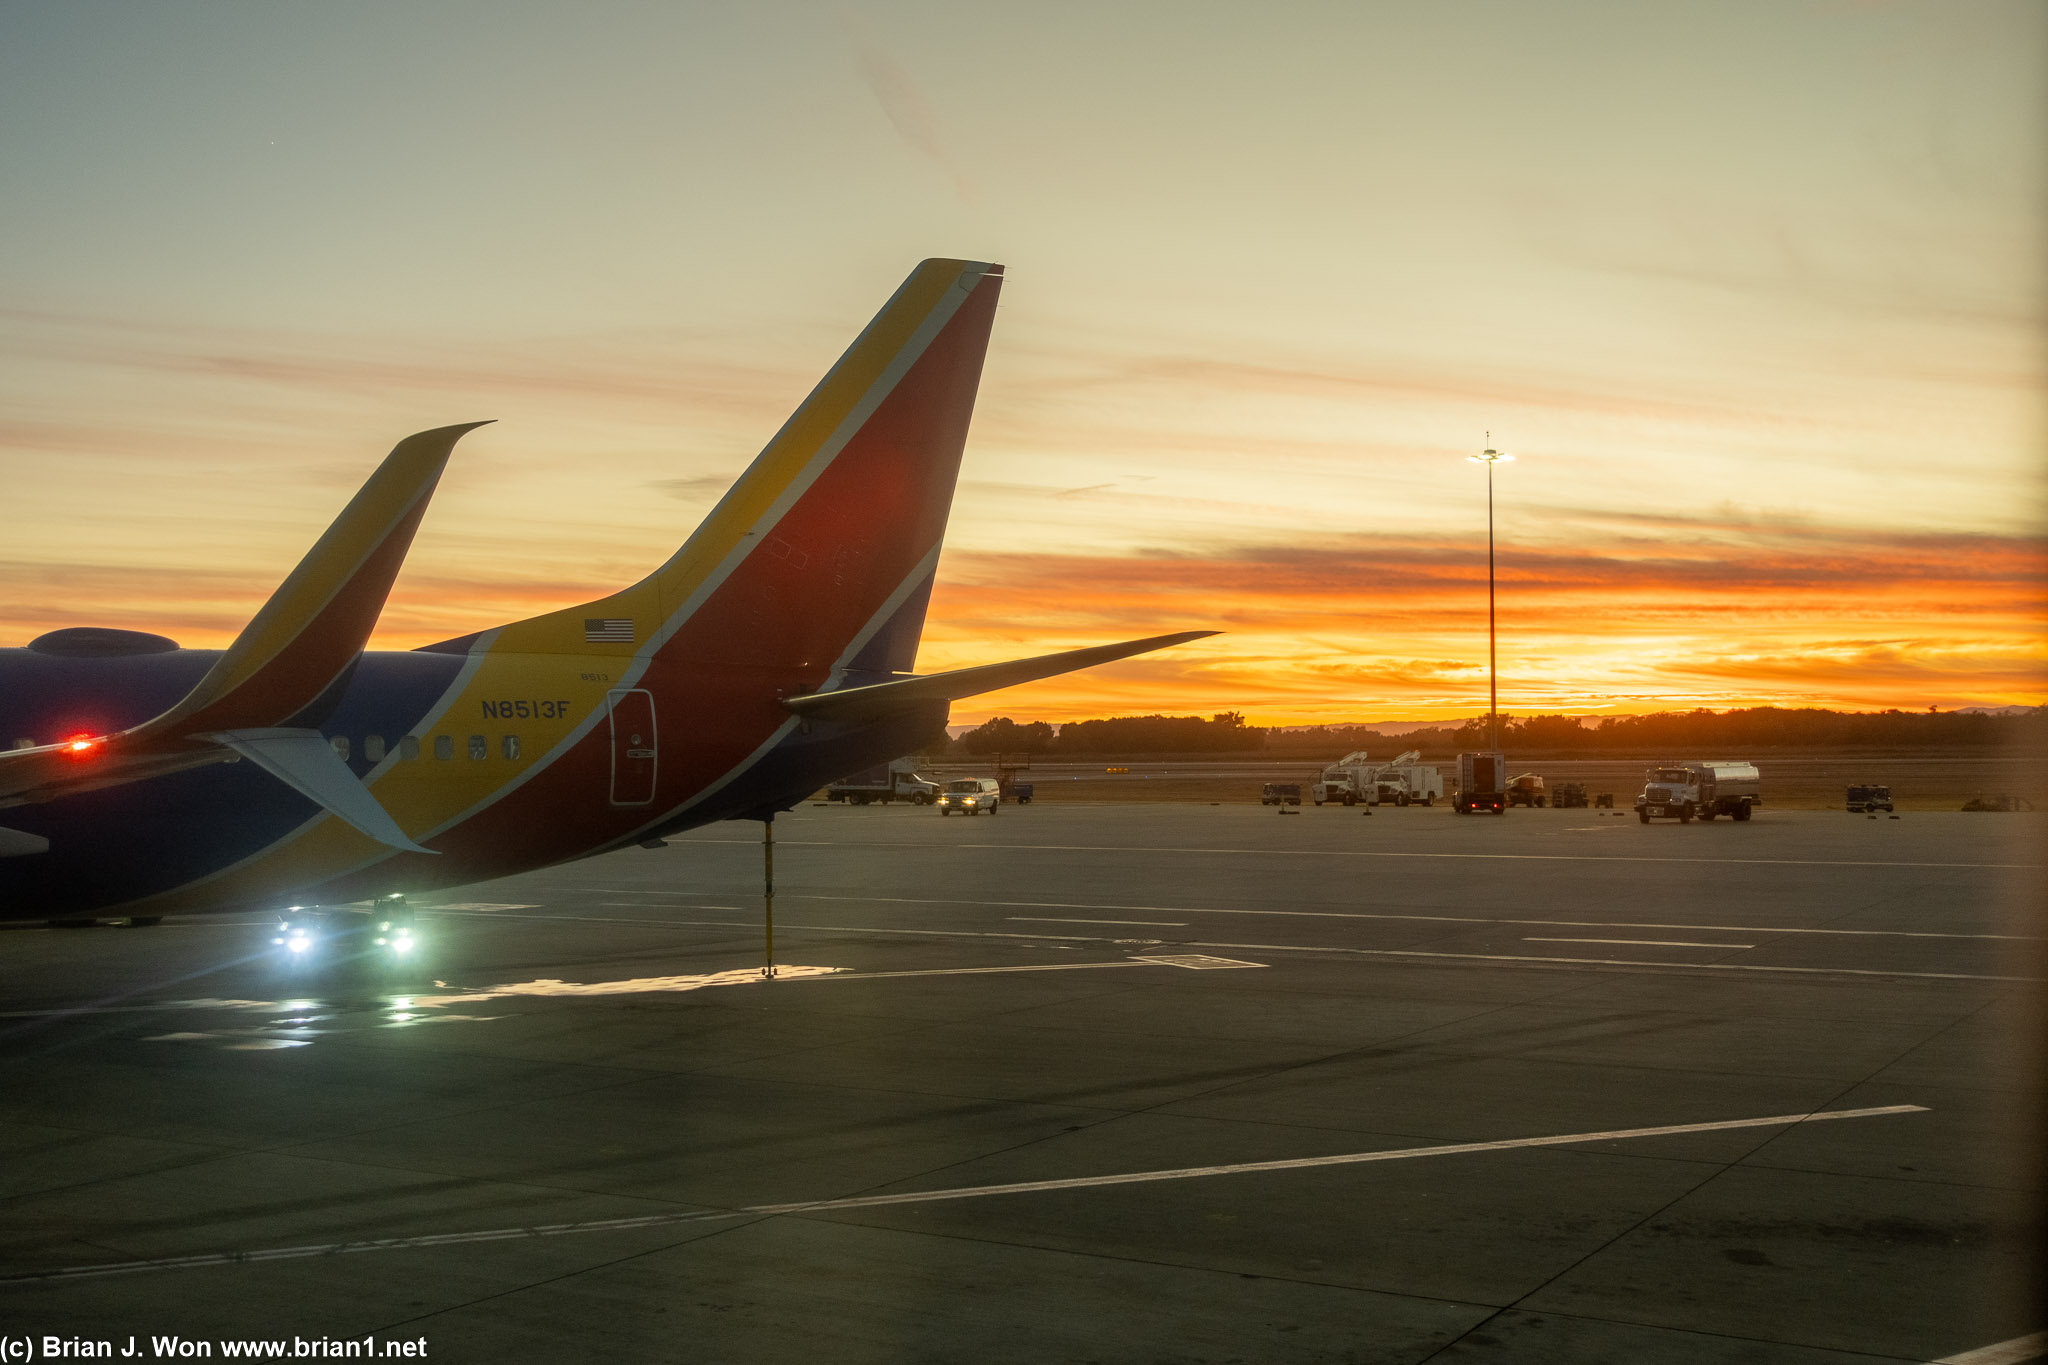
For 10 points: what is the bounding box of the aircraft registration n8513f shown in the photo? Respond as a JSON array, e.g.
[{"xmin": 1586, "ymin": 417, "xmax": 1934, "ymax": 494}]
[{"xmin": 0, "ymin": 259, "xmax": 1213, "ymax": 924}]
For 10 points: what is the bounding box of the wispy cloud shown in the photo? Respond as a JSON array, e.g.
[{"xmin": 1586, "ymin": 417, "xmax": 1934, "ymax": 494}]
[
  {"xmin": 650, "ymin": 474, "xmax": 738, "ymax": 501},
  {"xmin": 849, "ymin": 30, "xmax": 976, "ymax": 206}
]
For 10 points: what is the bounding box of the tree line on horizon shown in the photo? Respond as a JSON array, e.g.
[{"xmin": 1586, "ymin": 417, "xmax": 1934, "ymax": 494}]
[{"xmin": 940, "ymin": 706, "xmax": 2043, "ymax": 757}]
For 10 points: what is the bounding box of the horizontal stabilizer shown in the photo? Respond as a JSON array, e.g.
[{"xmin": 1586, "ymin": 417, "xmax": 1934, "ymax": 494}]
[
  {"xmin": 783, "ymin": 631, "xmax": 1219, "ymax": 725},
  {"xmin": 211, "ymin": 729, "xmax": 436, "ymax": 855},
  {"xmin": 0, "ymin": 826, "xmax": 49, "ymax": 858}
]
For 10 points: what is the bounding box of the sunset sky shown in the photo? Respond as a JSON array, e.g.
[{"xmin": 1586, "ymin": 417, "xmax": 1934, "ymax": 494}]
[{"xmin": 2, "ymin": 1, "xmax": 2041, "ymax": 725}]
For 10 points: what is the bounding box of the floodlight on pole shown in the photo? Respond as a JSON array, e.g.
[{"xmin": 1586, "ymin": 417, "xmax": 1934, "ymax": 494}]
[{"xmin": 1467, "ymin": 437, "xmax": 1514, "ymax": 753}]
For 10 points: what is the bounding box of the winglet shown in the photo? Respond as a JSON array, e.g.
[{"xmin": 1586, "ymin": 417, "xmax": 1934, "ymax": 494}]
[
  {"xmin": 0, "ymin": 423, "xmax": 486, "ymax": 812},
  {"xmin": 783, "ymin": 631, "xmax": 1219, "ymax": 724},
  {"xmin": 154, "ymin": 421, "xmax": 490, "ymax": 736}
]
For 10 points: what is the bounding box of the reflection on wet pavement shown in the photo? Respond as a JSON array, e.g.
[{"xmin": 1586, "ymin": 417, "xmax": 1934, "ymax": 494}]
[{"xmin": 127, "ymin": 965, "xmax": 843, "ymax": 1048}]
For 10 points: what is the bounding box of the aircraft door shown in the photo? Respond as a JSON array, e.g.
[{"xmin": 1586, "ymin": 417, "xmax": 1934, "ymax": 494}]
[{"xmin": 605, "ymin": 689, "xmax": 657, "ymax": 807}]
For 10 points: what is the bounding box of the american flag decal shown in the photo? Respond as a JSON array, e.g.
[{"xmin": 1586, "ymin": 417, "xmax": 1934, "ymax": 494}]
[{"xmin": 584, "ymin": 618, "xmax": 634, "ymax": 643}]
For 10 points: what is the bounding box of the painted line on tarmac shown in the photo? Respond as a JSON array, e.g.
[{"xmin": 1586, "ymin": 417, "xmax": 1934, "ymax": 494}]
[
  {"xmin": 429, "ymin": 910, "xmax": 2034, "ymax": 982},
  {"xmin": 427, "ymin": 908, "xmax": 1111, "ymax": 944},
  {"xmin": 681, "ymin": 838, "xmax": 2039, "ymax": 872},
  {"xmin": 1006, "ymin": 916, "xmax": 1189, "ymax": 927},
  {"xmin": 1524, "ymin": 937, "xmax": 1757, "ymax": 949},
  {"xmin": 825, "ymin": 961, "xmax": 1163, "ymax": 980},
  {"xmin": 1189, "ymin": 939, "xmax": 2041, "ymax": 982},
  {"xmin": 1932, "ymin": 1331, "xmax": 2048, "ymax": 1364},
  {"xmin": 0, "ymin": 1105, "xmax": 1927, "ymax": 1285},
  {"xmin": 785, "ymin": 893, "xmax": 2040, "ymax": 943}
]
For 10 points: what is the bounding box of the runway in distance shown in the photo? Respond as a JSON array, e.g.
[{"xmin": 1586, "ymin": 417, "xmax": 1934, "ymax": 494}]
[{"xmin": 0, "ymin": 258, "xmax": 1212, "ymax": 925}]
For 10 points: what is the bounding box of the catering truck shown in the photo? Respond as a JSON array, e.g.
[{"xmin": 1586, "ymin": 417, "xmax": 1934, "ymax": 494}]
[
  {"xmin": 1453, "ymin": 752, "xmax": 1507, "ymax": 814},
  {"xmin": 825, "ymin": 758, "xmax": 940, "ymax": 805},
  {"xmin": 1635, "ymin": 761, "xmax": 1761, "ymax": 823}
]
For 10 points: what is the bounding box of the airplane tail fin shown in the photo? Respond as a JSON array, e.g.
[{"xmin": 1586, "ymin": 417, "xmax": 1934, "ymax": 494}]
[{"xmin": 484, "ymin": 259, "xmax": 1004, "ymax": 681}]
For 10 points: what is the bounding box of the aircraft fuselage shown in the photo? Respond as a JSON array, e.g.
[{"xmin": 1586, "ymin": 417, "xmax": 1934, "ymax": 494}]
[{"xmin": 0, "ymin": 644, "xmax": 934, "ymax": 920}]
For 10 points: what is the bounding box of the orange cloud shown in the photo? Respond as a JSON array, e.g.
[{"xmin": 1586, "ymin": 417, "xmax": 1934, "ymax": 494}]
[{"xmin": 916, "ymin": 526, "xmax": 2048, "ymax": 723}]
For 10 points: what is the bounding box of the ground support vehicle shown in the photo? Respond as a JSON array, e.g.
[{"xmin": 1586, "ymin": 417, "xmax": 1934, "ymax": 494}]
[
  {"xmin": 995, "ymin": 752, "xmax": 1034, "ymax": 804},
  {"xmin": 1310, "ymin": 751, "xmax": 1375, "ymax": 806},
  {"xmin": 1262, "ymin": 782, "xmax": 1302, "ymax": 806},
  {"xmin": 1635, "ymin": 761, "xmax": 1761, "ymax": 823},
  {"xmin": 826, "ymin": 758, "xmax": 939, "ymax": 805},
  {"xmin": 1312, "ymin": 750, "xmax": 1441, "ymax": 807},
  {"xmin": 1372, "ymin": 755, "xmax": 1443, "ymax": 807},
  {"xmin": 1553, "ymin": 782, "xmax": 1589, "ymax": 808},
  {"xmin": 1453, "ymin": 752, "xmax": 1506, "ymax": 815},
  {"xmin": 1846, "ymin": 784, "xmax": 1893, "ymax": 813},
  {"xmin": 1506, "ymin": 773, "xmax": 1547, "ymax": 808},
  {"xmin": 1310, "ymin": 776, "xmax": 1362, "ymax": 806},
  {"xmin": 272, "ymin": 897, "xmax": 419, "ymax": 968},
  {"xmin": 936, "ymin": 777, "xmax": 1001, "ymax": 815},
  {"xmin": 1594, "ymin": 792, "xmax": 1614, "ymax": 808}
]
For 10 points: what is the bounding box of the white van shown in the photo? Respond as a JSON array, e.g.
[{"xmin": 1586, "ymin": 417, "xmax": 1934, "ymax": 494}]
[{"xmin": 937, "ymin": 778, "xmax": 1001, "ymax": 815}]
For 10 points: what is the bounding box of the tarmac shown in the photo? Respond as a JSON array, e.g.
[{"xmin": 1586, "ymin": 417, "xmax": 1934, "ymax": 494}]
[{"xmin": 1, "ymin": 803, "xmax": 2041, "ymax": 1363}]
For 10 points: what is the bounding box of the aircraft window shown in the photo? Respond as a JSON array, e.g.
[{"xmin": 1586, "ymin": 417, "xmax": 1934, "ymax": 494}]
[
  {"xmin": 468, "ymin": 734, "xmax": 487, "ymax": 760},
  {"xmin": 330, "ymin": 736, "xmax": 350, "ymax": 761},
  {"xmin": 401, "ymin": 736, "xmax": 420, "ymax": 761},
  {"xmin": 433, "ymin": 735, "xmax": 453, "ymax": 761},
  {"xmin": 364, "ymin": 735, "xmax": 386, "ymax": 762},
  {"xmin": 501, "ymin": 735, "xmax": 520, "ymax": 760}
]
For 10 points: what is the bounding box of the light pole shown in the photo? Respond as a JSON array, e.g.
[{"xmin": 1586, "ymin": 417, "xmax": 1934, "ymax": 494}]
[{"xmin": 1467, "ymin": 438, "xmax": 1513, "ymax": 753}]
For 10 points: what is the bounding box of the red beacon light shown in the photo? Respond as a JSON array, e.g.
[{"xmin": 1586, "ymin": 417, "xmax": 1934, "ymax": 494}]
[{"xmin": 61, "ymin": 734, "xmax": 101, "ymax": 757}]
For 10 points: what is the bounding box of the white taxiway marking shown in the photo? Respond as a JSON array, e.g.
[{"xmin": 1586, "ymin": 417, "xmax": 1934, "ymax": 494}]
[
  {"xmin": 0, "ymin": 1104, "xmax": 1927, "ymax": 1284},
  {"xmin": 1523, "ymin": 937, "xmax": 1756, "ymax": 949},
  {"xmin": 432, "ymin": 910, "xmax": 2038, "ymax": 983},
  {"xmin": 782, "ymin": 893, "xmax": 2037, "ymax": 943},
  {"xmin": 1006, "ymin": 917, "xmax": 1189, "ymax": 927},
  {"xmin": 1932, "ymin": 1332, "xmax": 2048, "ymax": 1364},
  {"xmin": 1191, "ymin": 938, "xmax": 2039, "ymax": 982},
  {"xmin": 683, "ymin": 836, "xmax": 2040, "ymax": 871},
  {"xmin": 600, "ymin": 902, "xmax": 741, "ymax": 910},
  {"xmin": 422, "ymin": 903, "xmax": 540, "ymax": 912},
  {"xmin": 825, "ymin": 960, "xmax": 1169, "ymax": 980}
]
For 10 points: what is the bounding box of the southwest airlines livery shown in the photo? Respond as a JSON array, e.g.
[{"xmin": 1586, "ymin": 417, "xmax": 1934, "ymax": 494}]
[{"xmin": 0, "ymin": 259, "xmax": 1211, "ymax": 928}]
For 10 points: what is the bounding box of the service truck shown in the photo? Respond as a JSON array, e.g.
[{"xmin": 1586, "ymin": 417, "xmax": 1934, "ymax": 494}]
[
  {"xmin": 1373, "ymin": 751, "xmax": 1444, "ymax": 806},
  {"xmin": 1453, "ymin": 752, "xmax": 1507, "ymax": 814},
  {"xmin": 1311, "ymin": 751, "xmax": 1443, "ymax": 807},
  {"xmin": 1635, "ymin": 761, "xmax": 1761, "ymax": 823},
  {"xmin": 1310, "ymin": 751, "xmax": 1376, "ymax": 806},
  {"xmin": 825, "ymin": 758, "xmax": 940, "ymax": 805}
]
